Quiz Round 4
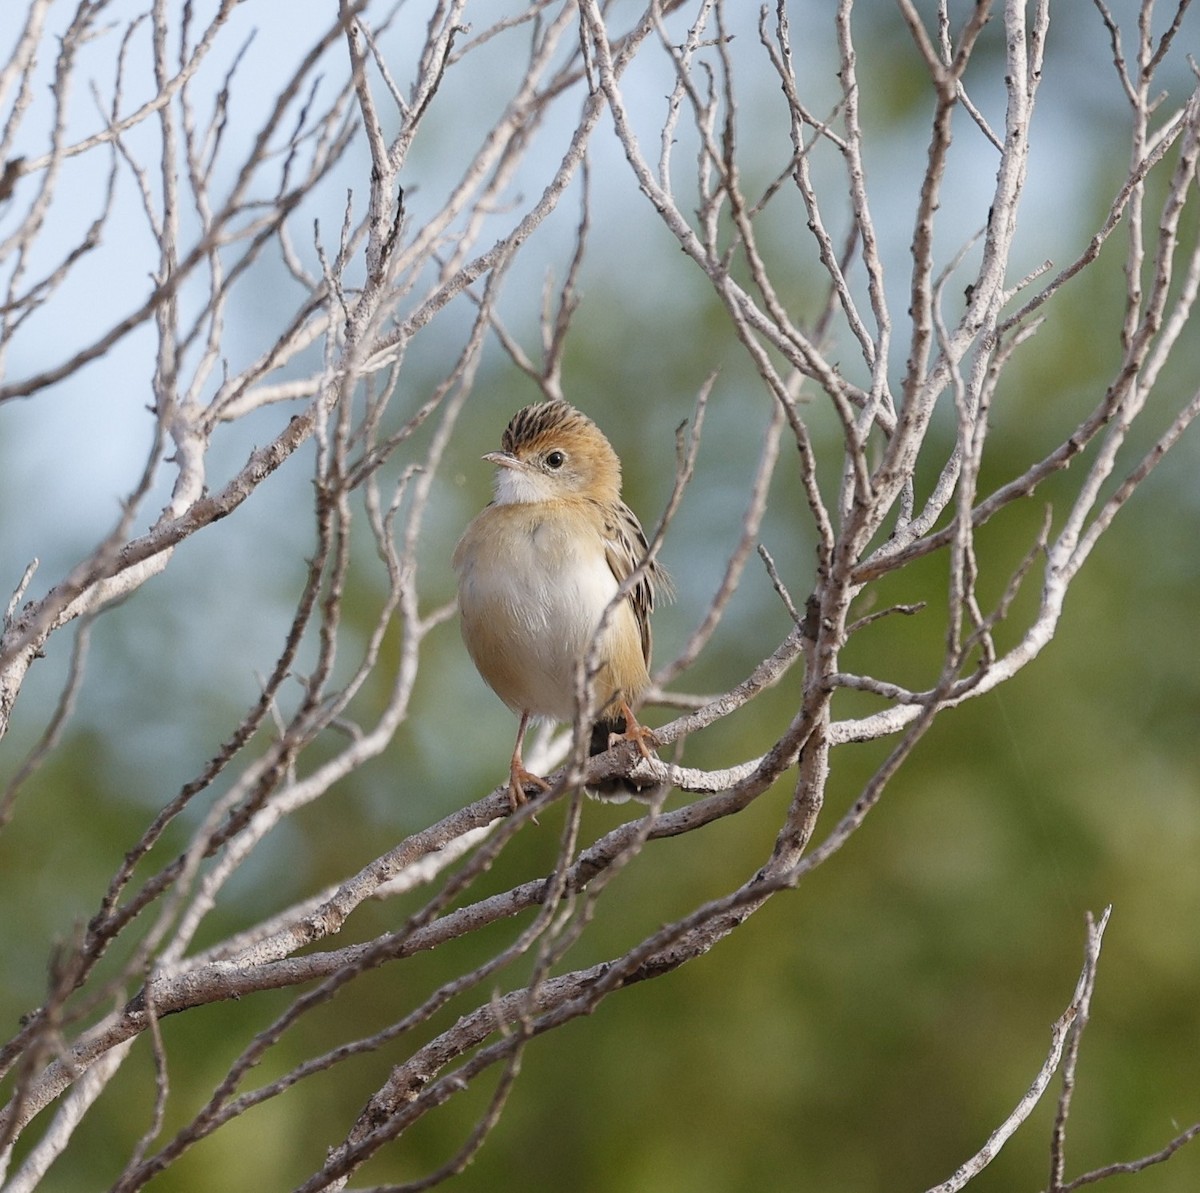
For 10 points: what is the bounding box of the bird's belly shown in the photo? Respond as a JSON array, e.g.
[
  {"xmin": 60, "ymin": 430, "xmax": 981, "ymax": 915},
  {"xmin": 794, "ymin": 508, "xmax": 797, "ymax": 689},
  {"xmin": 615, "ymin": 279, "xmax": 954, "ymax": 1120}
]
[{"xmin": 458, "ymin": 531, "xmax": 619, "ymax": 722}]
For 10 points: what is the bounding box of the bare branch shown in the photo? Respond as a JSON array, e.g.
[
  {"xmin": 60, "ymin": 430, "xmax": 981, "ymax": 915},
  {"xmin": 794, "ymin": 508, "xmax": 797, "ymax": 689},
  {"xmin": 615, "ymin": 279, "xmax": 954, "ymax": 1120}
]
[{"xmin": 926, "ymin": 909, "xmax": 1112, "ymax": 1193}]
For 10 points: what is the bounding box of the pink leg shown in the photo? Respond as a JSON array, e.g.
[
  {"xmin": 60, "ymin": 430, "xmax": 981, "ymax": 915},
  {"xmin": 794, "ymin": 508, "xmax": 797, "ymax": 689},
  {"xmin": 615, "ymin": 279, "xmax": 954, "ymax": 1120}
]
[{"xmin": 508, "ymin": 710, "xmax": 551, "ymax": 809}]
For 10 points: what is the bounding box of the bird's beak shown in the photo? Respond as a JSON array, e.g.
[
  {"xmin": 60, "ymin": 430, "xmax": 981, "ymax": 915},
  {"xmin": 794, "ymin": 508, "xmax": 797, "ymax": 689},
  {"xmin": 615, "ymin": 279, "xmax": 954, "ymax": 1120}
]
[{"xmin": 483, "ymin": 451, "xmax": 522, "ymax": 469}]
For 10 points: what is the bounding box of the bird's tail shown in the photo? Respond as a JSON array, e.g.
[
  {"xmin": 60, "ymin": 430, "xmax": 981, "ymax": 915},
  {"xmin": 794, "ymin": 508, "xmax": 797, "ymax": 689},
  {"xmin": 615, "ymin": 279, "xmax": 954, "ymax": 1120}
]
[{"xmin": 587, "ymin": 714, "xmax": 656, "ymax": 802}]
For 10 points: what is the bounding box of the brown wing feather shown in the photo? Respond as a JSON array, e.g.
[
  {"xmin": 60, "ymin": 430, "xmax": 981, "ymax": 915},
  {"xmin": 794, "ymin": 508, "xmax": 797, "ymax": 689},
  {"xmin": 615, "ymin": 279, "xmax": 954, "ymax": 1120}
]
[{"xmin": 601, "ymin": 500, "xmax": 665, "ymax": 666}]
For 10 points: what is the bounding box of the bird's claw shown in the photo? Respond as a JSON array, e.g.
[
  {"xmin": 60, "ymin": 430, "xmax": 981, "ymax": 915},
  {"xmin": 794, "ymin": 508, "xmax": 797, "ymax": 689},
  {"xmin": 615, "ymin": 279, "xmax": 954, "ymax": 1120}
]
[
  {"xmin": 610, "ymin": 701, "xmax": 658, "ymax": 761},
  {"xmin": 508, "ymin": 764, "xmax": 551, "ymax": 811}
]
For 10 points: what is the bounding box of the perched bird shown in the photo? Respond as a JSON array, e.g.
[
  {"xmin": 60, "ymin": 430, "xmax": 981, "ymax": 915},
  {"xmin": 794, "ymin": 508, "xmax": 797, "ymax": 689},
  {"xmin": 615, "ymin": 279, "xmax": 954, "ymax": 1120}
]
[{"xmin": 453, "ymin": 399, "xmax": 667, "ymax": 807}]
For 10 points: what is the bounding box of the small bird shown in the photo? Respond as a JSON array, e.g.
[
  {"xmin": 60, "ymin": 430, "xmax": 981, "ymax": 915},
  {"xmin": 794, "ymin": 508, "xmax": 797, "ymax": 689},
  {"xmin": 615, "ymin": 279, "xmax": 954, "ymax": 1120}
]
[{"xmin": 453, "ymin": 399, "xmax": 667, "ymax": 807}]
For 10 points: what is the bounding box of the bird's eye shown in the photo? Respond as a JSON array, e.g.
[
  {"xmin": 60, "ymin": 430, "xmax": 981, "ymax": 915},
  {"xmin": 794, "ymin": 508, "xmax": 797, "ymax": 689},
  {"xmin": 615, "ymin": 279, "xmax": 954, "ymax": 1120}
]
[{"xmin": 544, "ymin": 450, "xmax": 566, "ymax": 470}]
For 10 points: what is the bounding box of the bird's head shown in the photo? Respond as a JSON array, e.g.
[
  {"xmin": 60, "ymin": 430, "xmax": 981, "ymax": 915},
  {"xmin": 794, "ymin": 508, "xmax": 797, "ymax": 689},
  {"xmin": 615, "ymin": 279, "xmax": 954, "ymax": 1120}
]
[{"xmin": 485, "ymin": 400, "xmax": 622, "ymax": 506}]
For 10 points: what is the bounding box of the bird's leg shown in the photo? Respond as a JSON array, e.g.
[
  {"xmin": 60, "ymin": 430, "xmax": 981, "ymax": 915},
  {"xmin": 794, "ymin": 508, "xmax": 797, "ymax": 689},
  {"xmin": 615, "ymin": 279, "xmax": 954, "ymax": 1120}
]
[
  {"xmin": 508, "ymin": 710, "xmax": 551, "ymax": 810},
  {"xmin": 610, "ymin": 699, "xmax": 658, "ymax": 760}
]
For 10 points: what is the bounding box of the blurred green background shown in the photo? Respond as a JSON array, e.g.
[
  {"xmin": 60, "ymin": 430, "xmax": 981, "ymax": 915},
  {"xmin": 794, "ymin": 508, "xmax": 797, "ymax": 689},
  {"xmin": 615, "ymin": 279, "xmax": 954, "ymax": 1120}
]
[{"xmin": 1, "ymin": 2, "xmax": 1197, "ymax": 1190}]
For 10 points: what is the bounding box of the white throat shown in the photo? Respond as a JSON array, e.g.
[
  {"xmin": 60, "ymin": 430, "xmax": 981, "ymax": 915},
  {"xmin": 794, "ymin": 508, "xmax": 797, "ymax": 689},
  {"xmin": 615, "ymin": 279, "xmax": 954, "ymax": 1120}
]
[{"xmin": 493, "ymin": 466, "xmax": 558, "ymax": 505}]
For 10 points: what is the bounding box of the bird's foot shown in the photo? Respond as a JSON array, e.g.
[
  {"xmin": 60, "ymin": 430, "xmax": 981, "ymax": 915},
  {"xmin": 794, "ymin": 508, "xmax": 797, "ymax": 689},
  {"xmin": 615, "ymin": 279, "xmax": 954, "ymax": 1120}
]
[
  {"xmin": 508, "ymin": 763, "xmax": 551, "ymax": 811},
  {"xmin": 610, "ymin": 702, "xmax": 658, "ymax": 760}
]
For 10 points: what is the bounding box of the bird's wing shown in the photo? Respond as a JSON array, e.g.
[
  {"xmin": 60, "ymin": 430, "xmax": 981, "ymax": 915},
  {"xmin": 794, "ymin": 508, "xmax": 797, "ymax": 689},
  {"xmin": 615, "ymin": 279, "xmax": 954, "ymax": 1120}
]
[{"xmin": 602, "ymin": 501, "xmax": 660, "ymax": 666}]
